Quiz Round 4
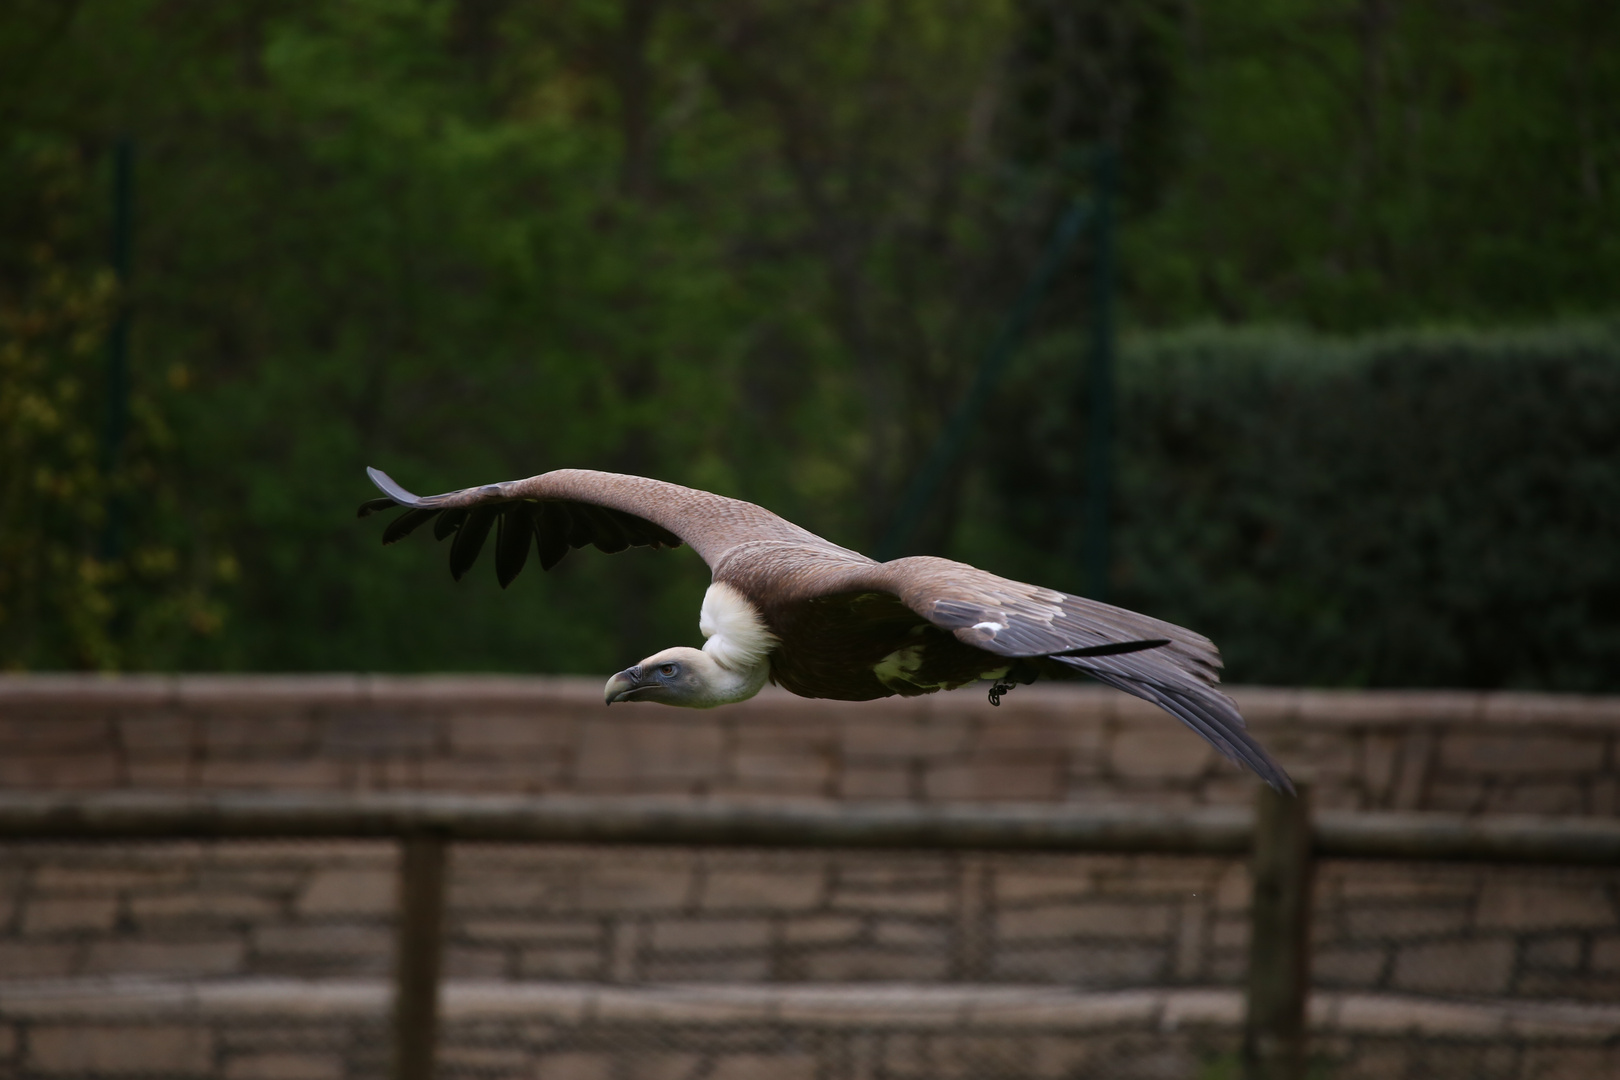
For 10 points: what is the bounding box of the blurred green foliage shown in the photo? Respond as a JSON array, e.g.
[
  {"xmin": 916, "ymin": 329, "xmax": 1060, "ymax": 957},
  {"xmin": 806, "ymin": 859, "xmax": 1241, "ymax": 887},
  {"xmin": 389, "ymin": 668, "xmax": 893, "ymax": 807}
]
[
  {"xmin": 1, "ymin": 0, "xmax": 1616, "ymax": 686},
  {"xmin": 976, "ymin": 325, "xmax": 1620, "ymax": 691}
]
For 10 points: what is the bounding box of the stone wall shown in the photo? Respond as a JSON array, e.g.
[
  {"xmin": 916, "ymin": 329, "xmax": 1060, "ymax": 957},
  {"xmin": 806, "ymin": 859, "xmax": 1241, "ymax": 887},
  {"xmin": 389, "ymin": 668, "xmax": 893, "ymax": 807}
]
[
  {"xmin": 2, "ymin": 676, "xmax": 1618, "ymax": 1078},
  {"xmin": 3, "ymin": 841, "xmax": 1617, "ymax": 1003},
  {"xmin": 2, "ymin": 675, "xmax": 1617, "ymax": 814},
  {"xmin": 2, "ymin": 980, "xmax": 1618, "ymax": 1080}
]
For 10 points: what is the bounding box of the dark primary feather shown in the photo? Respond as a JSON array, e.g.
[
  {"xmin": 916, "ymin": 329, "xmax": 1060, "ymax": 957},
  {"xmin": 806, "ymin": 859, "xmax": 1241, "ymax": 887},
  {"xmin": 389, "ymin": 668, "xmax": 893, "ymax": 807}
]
[
  {"xmin": 433, "ymin": 507, "xmax": 467, "ymax": 541},
  {"xmin": 494, "ymin": 506, "xmax": 532, "ymax": 587},
  {"xmin": 382, "ymin": 508, "xmax": 440, "ymax": 546},
  {"xmin": 449, "ymin": 506, "xmax": 499, "ymax": 581},
  {"xmin": 534, "ymin": 502, "xmax": 571, "ymax": 570},
  {"xmin": 361, "ymin": 467, "xmax": 685, "ymax": 584}
]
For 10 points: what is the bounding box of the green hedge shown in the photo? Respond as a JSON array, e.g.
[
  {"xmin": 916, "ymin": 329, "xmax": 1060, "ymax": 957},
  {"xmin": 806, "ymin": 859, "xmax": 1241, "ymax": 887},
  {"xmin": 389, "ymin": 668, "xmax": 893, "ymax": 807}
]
[{"xmin": 975, "ymin": 325, "xmax": 1620, "ymax": 691}]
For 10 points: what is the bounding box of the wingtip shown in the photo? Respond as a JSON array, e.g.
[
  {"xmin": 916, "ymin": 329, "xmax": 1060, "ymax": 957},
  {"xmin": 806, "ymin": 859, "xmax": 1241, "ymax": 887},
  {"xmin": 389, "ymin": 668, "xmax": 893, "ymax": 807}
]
[{"xmin": 366, "ymin": 466, "xmax": 423, "ymax": 507}]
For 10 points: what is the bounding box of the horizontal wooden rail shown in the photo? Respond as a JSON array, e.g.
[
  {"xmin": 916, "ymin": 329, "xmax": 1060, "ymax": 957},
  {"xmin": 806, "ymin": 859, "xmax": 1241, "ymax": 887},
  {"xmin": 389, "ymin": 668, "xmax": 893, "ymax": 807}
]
[{"xmin": 0, "ymin": 791, "xmax": 1616, "ymax": 865}]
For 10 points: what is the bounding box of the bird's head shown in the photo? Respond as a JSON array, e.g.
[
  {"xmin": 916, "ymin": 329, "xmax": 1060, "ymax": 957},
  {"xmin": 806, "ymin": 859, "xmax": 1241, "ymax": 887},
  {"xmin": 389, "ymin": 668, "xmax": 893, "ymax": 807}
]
[{"xmin": 604, "ymin": 646, "xmax": 764, "ymax": 709}]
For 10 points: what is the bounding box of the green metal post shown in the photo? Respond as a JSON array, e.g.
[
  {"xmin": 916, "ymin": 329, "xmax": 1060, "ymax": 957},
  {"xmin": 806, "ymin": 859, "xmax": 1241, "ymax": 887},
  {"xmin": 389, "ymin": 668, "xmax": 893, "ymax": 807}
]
[
  {"xmin": 1081, "ymin": 145, "xmax": 1116, "ymax": 602},
  {"xmin": 99, "ymin": 137, "xmax": 134, "ymax": 561},
  {"xmin": 876, "ymin": 196, "xmax": 1091, "ymax": 561}
]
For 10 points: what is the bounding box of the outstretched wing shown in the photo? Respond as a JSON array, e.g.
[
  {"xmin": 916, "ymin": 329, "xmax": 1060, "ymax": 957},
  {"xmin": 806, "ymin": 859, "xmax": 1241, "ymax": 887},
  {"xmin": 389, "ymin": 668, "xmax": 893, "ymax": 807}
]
[
  {"xmin": 358, "ymin": 467, "xmax": 837, "ymax": 587},
  {"xmin": 874, "ymin": 556, "xmax": 1293, "ymax": 793}
]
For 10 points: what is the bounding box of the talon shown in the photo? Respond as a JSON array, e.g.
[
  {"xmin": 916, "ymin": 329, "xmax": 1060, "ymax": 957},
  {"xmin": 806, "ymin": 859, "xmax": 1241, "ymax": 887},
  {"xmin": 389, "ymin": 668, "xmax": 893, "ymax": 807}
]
[{"xmin": 988, "ymin": 679, "xmax": 1015, "ymax": 707}]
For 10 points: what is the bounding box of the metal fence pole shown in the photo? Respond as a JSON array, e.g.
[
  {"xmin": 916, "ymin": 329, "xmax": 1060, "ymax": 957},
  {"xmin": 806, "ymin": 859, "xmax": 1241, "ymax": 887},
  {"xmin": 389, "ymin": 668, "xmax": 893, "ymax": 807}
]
[
  {"xmin": 394, "ymin": 832, "xmax": 448, "ymax": 1080},
  {"xmin": 1244, "ymin": 782, "xmax": 1312, "ymax": 1080}
]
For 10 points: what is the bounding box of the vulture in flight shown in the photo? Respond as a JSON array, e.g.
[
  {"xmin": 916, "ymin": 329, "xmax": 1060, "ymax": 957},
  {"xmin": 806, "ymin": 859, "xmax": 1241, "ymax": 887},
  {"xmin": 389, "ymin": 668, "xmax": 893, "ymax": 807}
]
[{"xmin": 359, "ymin": 467, "xmax": 1292, "ymax": 792}]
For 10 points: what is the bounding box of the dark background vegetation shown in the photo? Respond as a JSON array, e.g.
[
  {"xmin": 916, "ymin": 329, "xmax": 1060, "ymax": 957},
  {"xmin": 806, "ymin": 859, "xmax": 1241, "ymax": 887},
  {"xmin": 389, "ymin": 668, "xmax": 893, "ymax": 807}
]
[{"xmin": 2, "ymin": 0, "xmax": 1617, "ymax": 689}]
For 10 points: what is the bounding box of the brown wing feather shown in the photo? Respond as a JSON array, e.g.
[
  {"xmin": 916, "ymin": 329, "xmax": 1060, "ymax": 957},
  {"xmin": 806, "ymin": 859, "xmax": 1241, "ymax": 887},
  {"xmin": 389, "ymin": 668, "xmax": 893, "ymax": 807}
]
[
  {"xmin": 359, "ymin": 466, "xmax": 850, "ymax": 585},
  {"xmin": 714, "ymin": 549, "xmax": 1289, "ymax": 793}
]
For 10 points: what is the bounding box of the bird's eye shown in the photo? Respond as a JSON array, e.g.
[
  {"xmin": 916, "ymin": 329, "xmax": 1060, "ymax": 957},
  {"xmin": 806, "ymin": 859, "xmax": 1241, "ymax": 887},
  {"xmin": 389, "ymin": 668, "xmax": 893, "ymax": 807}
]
[{"xmin": 659, "ymin": 663, "xmax": 678, "ymax": 678}]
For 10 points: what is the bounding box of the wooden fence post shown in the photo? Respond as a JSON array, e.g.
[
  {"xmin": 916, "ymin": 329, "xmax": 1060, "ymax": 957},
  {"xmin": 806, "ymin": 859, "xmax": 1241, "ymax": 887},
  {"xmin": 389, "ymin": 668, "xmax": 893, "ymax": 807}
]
[
  {"xmin": 394, "ymin": 832, "xmax": 448, "ymax": 1080},
  {"xmin": 1244, "ymin": 781, "xmax": 1313, "ymax": 1080}
]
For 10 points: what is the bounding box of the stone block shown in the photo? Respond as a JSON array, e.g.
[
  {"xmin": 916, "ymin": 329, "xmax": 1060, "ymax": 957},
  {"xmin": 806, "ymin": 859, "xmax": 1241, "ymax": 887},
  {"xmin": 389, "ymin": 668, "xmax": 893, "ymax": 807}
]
[
  {"xmin": 649, "ymin": 917, "xmax": 771, "ymax": 952},
  {"xmin": 0, "ymin": 715, "xmax": 113, "ymax": 752},
  {"xmin": 990, "ymin": 942, "xmax": 1165, "ymax": 983},
  {"xmin": 998, "ymin": 901, "xmax": 1174, "ymax": 942},
  {"xmin": 1515, "ymin": 972, "xmax": 1620, "ymax": 1001},
  {"xmin": 832, "ymin": 888, "xmax": 950, "ymax": 917},
  {"xmin": 450, "ymin": 874, "xmax": 568, "ymax": 912},
  {"xmin": 1110, "ymin": 728, "xmax": 1211, "ymax": 781},
  {"xmin": 1342, "ymin": 903, "xmax": 1470, "ymax": 941},
  {"xmin": 118, "ymin": 713, "xmax": 193, "ymax": 753},
  {"xmin": 1312, "ymin": 946, "xmax": 1388, "ymax": 986},
  {"xmin": 1439, "ymin": 733, "xmax": 1599, "ymax": 774},
  {"xmin": 0, "ymin": 941, "xmax": 75, "ymax": 978},
  {"xmin": 1361, "ymin": 733, "xmax": 1400, "ymax": 803},
  {"xmin": 840, "ymin": 763, "xmax": 912, "ymax": 800},
  {"xmin": 701, "ymin": 867, "xmax": 825, "ymax": 911},
  {"xmin": 871, "ymin": 919, "xmax": 949, "ymax": 949},
  {"xmin": 519, "ymin": 946, "xmax": 603, "ymax": 979},
  {"xmin": 731, "ymin": 747, "xmax": 830, "ymax": 792},
  {"xmin": 251, "ymin": 924, "xmax": 390, "ymax": 960},
  {"xmin": 641, "ymin": 954, "xmax": 772, "ymax": 981},
  {"xmin": 1524, "ymin": 935, "xmax": 1583, "ymax": 970},
  {"xmin": 1476, "ymin": 882, "xmax": 1616, "ymax": 931},
  {"xmin": 203, "ymin": 713, "xmax": 316, "ymax": 755},
  {"xmin": 1212, "ymin": 863, "xmax": 1250, "ymax": 912},
  {"xmin": 417, "ymin": 754, "xmax": 565, "ymax": 791},
  {"xmin": 578, "ymin": 863, "xmax": 693, "ymax": 911},
  {"xmin": 1333, "ymin": 868, "xmax": 1476, "ymax": 902},
  {"xmin": 709, "ymin": 1053, "xmax": 817, "ymax": 1080},
  {"xmin": 923, "ymin": 757, "xmax": 1063, "ymax": 801},
  {"xmin": 800, "ymin": 947, "xmax": 948, "ymax": 981},
  {"xmin": 1391, "ymin": 938, "xmax": 1515, "ymax": 995},
  {"xmin": 126, "ymin": 758, "xmax": 192, "ymax": 786},
  {"xmin": 447, "ymin": 711, "xmax": 573, "ymax": 753},
  {"xmin": 1592, "ymin": 934, "xmax": 1620, "ymax": 972},
  {"xmin": 130, "ymin": 891, "xmax": 280, "ymax": 923},
  {"xmin": 781, "ymin": 915, "xmax": 862, "ymax": 946},
  {"xmin": 23, "ymin": 895, "xmax": 119, "ymax": 933},
  {"xmin": 225, "ymin": 1054, "xmax": 344, "ymax": 1080},
  {"xmin": 321, "ymin": 711, "xmax": 438, "ymax": 755},
  {"xmin": 33, "ymin": 860, "xmax": 188, "ymax": 893},
  {"xmin": 973, "ymin": 716, "xmax": 1081, "ymax": 754},
  {"xmin": 29, "ymin": 1025, "xmax": 213, "ymax": 1074},
  {"xmin": 85, "ymin": 938, "xmax": 246, "ymax": 976},
  {"xmin": 835, "ymin": 856, "xmax": 950, "ymax": 890},
  {"xmin": 459, "ymin": 918, "xmax": 599, "ymax": 944},
  {"xmin": 995, "ymin": 867, "xmax": 1093, "ymax": 906},
  {"xmin": 1483, "ymin": 781, "xmax": 1586, "ymax": 815},
  {"xmin": 576, "ymin": 719, "xmax": 724, "ymax": 786},
  {"xmin": 197, "ymin": 759, "xmax": 347, "ymax": 789},
  {"xmin": 534, "ymin": 1052, "xmax": 613, "ymax": 1080},
  {"xmin": 1209, "ymin": 916, "xmax": 1249, "ymax": 951},
  {"xmin": 297, "ymin": 868, "xmax": 396, "ymax": 916},
  {"xmin": 0, "ymin": 753, "xmax": 120, "ymax": 789},
  {"xmin": 1517, "ymin": 1047, "xmax": 1620, "ymax": 1080},
  {"xmin": 441, "ymin": 944, "xmax": 508, "ymax": 979},
  {"xmin": 1480, "ymin": 692, "xmax": 1620, "ymax": 727},
  {"xmin": 841, "ymin": 717, "xmax": 972, "ymax": 760},
  {"xmin": 1094, "ymin": 856, "xmax": 1220, "ymax": 894}
]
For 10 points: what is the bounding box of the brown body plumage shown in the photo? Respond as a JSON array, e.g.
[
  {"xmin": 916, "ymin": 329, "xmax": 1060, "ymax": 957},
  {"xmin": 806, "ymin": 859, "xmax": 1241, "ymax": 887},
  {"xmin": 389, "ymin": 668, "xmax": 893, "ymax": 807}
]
[{"xmin": 360, "ymin": 467, "xmax": 1292, "ymax": 792}]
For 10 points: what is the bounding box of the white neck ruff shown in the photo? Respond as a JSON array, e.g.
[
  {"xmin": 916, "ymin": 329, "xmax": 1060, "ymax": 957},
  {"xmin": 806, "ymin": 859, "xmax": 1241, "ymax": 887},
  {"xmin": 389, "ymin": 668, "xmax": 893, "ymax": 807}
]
[{"xmin": 699, "ymin": 581, "xmax": 778, "ymax": 674}]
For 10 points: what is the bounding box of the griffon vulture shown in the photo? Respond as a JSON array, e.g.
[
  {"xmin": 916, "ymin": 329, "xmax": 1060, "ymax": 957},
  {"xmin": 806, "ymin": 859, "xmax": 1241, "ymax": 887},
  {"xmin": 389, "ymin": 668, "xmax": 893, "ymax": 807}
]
[{"xmin": 359, "ymin": 467, "xmax": 1292, "ymax": 792}]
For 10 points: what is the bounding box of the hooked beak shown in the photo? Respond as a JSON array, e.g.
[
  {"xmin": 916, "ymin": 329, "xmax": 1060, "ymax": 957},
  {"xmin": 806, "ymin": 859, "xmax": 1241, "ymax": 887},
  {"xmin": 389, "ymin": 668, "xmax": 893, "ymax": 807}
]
[{"xmin": 604, "ymin": 667, "xmax": 643, "ymax": 705}]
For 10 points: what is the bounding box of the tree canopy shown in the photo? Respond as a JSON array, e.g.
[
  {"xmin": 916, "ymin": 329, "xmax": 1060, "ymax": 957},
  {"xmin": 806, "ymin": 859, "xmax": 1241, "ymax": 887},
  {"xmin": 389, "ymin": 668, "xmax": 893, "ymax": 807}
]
[{"xmin": 2, "ymin": 0, "xmax": 1616, "ymax": 687}]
